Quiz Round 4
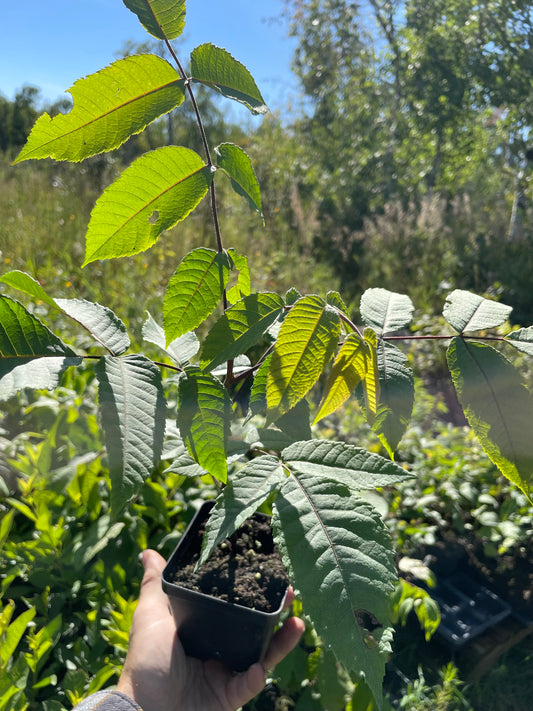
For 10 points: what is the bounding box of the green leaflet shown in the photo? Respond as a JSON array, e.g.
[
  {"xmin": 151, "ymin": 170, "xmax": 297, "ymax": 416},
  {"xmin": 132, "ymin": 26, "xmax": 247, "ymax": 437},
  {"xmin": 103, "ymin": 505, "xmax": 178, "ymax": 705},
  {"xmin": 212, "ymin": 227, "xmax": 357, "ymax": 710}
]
[
  {"xmin": 198, "ymin": 455, "xmax": 286, "ymax": 566},
  {"xmin": 142, "ymin": 311, "xmax": 199, "ymax": 365},
  {"xmin": 314, "ymin": 332, "xmax": 367, "ymax": 424},
  {"xmin": 0, "ymin": 272, "xmax": 130, "ymax": 356},
  {"xmin": 95, "ymin": 354, "xmax": 166, "ymax": 513},
  {"xmin": 55, "ymin": 299, "xmax": 130, "ymax": 356},
  {"xmin": 447, "ymin": 337, "xmax": 533, "ymax": 501},
  {"xmin": 506, "ymin": 327, "xmax": 533, "ymax": 356},
  {"xmin": 0, "ymin": 296, "xmax": 75, "ymax": 378},
  {"xmin": 282, "ymin": 440, "xmax": 412, "ymax": 489},
  {"xmin": 190, "ymin": 44, "xmax": 268, "ymax": 114},
  {"xmin": 122, "ymin": 0, "xmax": 186, "ymax": 40},
  {"xmin": 249, "ymin": 354, "xmax": 271, "ymax": 416},
  {"xmin": 163, "ymin": 248, "xmax": 231, "ymax": 343},
  {"xmin": 373, "ymin": 342, "xmax": 414, "ymax": 457},
  {"xmin": 325, "ymin": 290, "xmax": 349, "ymax": 317},
  {"xmin": 163, "ymin": 437, "xmax": 208, "ymax": 478},
  {"xmin": 360, "ymin": 288, "xmax": 414, "ymax": 336},
  {"xmin": 14, "ymin": 55, "xmax": 184, "ymax": 163},
  {"xmin": 267, "ymin": 295, "xmax": 340, "ymax": 421},
  {"xmin": 0, "ymin": 356, "xmax": 82, "ymax": 402},
  {"xmin": 443, "ymin": 289, "xmax": 513, "ymax": 333},
  {"xmin": 0, "ymin": 270, "xmax": 58, "ymax": 309},
  {"xmin": 83, "ymin": 146, "xmax": 213, "ymax": 264},
  {"xmin": 274, "ymin": 471, "xmax": 396, "ymax": 707},
  {"xmin": 226, "ymin": 249, "xmax": 251, "ymax": 304},
  {"xmin": 200, "ymin": 292, "xmax": 284, "ymax": 371},
  {"xmin": 361, "ymin": 328, "xmax": 380, "ymax": 423},
  {"xmin": 176, "ymin": 367, "xmax": 231, "ymax": 483},
  {"xmin": 275, "ymin": 398, "xmax": 313, "ymax": 443},
  {"xmin": 215, "ymin": 143, "xmax": 263, "ymax": 218}
]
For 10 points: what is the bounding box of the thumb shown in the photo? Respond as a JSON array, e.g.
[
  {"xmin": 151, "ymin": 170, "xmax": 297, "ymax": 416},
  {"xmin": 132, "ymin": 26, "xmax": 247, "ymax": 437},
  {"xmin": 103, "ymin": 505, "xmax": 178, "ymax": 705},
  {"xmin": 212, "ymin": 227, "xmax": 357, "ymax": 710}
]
[{"xmin": 136, "ymin": 549, "xmax": 169, "ymax": 615}]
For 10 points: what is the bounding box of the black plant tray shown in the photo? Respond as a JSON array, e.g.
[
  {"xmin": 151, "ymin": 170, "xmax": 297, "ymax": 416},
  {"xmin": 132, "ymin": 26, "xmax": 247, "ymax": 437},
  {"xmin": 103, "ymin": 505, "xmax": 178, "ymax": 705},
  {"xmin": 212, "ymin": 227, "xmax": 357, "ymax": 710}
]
[
  {"xmin": 431, "ymin": 572, "xmax": 511, "ymax": 648},
  {"xmin": 162, "ymin": 501, "xmax": 289, "ymax": 671}
]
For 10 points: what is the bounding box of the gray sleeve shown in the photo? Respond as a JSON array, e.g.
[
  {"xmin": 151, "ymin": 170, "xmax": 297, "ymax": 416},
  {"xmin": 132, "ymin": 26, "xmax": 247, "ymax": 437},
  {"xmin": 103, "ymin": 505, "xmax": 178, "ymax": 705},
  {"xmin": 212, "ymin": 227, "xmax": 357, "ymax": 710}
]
[{"xmin": 72, "ymin": 690, "xmax": 142, "ymax": 711}]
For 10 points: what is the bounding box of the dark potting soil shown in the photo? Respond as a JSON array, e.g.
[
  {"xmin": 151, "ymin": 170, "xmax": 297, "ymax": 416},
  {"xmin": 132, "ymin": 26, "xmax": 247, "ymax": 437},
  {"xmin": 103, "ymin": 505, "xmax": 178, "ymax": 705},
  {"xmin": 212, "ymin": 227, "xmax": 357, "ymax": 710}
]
[{"xmin": 171, "ymin": 514, "xmax": 290, "ymax": 613}]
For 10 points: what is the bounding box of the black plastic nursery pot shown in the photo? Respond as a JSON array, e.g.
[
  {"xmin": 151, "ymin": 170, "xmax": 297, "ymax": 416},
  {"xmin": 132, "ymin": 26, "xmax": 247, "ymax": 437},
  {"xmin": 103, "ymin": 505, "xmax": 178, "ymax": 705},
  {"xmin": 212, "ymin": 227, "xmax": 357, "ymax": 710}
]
[{"xmin": 162, "ymin": 501, "xmax": 289, "ymax": 672}]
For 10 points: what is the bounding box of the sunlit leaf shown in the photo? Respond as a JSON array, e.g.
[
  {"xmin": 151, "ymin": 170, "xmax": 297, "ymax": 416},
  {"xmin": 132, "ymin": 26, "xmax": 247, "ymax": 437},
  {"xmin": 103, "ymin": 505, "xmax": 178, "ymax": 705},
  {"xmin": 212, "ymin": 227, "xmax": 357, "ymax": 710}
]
[
  {"xmin": 190, "ymin": 43, "xmax": 268, "ymax": 114},
  {"xmin": 122, "ymin": 0, "xmax": 186, "ymax": 40},
  {"xmin": 506, "ymin": 327, "xmax": 533, "ymax": 356},
  {"xmin": 96, "ymin": 354, "xmax": 166, "ymax": 512},
  {"xmin": 215, "ymin": 143, "xmax": 263, "ymax": 218},
  {"xmin": 55, "ymin": 299, "xmax": 130, "ymax": 355},
  {"xmin": 267, "ymin": 295, "xmax": 340, "ymax": 421},
  {"xmin": 447, "ymin": 337, "xmax": 533, "ymax": 500},
  {"xmin": 176, "ymin": 367, "xmax": 231, "ymax": 483},
  {"xmin": 163, "ymin": 248, "xmax": 231, "ymax": 343},
  {"xmin": 360, "ymin": 288, "xmax": 414, "ymax": 335},
  {"xmin": 314, "ymin": 332, "xmax": 367, "ymax": 424},
  {"xmin": 443, "ymin": 290, "xmax": 512, "ymax": 333},
  {"xmin": 361, "ymin": 328, "xmax": 380, "ymax": 423},
  {"xmin": 14, "ymin": 55, "xmax": 184, "ymax": 162},
  {"xmin": 0, "ymin": 296, "xmax": 73, "ymax": 360},
  {"xmin": 200, "ymin": 292, "xmax": 284, "ymax": 371},
  {"xmin": 226, "ymin": 249, "xmax": 251, "ymax": 304},
  {"xmin": 0, "ymin": 270, "xmax": 57, "ymax": 309},
  {"xmin": 84, "ymin": 146, "xmax": 212, "ymax": 264}
]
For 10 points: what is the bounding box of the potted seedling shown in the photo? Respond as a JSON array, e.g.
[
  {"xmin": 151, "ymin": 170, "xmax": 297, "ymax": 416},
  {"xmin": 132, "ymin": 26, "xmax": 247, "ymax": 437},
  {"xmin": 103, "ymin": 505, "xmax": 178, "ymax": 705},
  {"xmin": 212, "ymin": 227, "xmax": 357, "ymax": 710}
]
[
  {"xmin": 162, "ymin": 501, "xmax": 290, "ymax": 671},
  {"xmin": 3, "ymin": 0, "xmax": 533, "ymax": 706}
]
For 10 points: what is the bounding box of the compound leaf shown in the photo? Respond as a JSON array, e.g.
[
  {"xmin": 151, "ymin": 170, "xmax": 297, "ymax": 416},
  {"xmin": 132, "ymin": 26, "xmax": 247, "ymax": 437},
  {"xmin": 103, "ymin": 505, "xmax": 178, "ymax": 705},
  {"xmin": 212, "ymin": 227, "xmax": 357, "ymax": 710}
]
[
  {"xmin": 176, "ymin": 367, "xmax": 231, "ymax": 483},
  {"xmin": 84, "ymin": 146, "xmax": 212, "ymax": 264},
  {"xmin": 215, "ymin": 143, "xmax": 263, "ymax": 218},
  {"xmin": 447, "ymin": 337, "xmax": 533, "ymax": 501},
  {"xmin": 163, "ymin": 248, "xmax": 231, "ymax": 343},
  {"xmin": 14, "ymin": 55, "xmax": 184, "ymax": 163},
  {"xmin": 267, "ymin": 295, "xmax": 340, "ymax": 421},
  {"xmin": 274, "ymin": 471, "xmax": 396, "ymax": 707},
  {"xmin": 360, "ymin": 288, "xmax": 414, "ymax": 335},
  {"xmin": 122, "ymin": 0, "xmax": 186, "ymax": 40},
  {"xmin": 198, "ymin": 455, "xmax": 285, "ymax": 565},
  {"xmin": 96, "ymin": 354, "xmax": 165, "ymax": 512},
  {"xmin": 190, "ymin": 43, "xmax": 267, "ymax": 114},
  {"xmin": 282, "ymin": 440, "xmax": 412, "ymax": 489},
  {"xmin": 443, "ymin": 290, "xmax": 512, "ymax": 333},
  {"xmin": 200, "ymin": 292, "xmax": 284, "ymax": 371}
]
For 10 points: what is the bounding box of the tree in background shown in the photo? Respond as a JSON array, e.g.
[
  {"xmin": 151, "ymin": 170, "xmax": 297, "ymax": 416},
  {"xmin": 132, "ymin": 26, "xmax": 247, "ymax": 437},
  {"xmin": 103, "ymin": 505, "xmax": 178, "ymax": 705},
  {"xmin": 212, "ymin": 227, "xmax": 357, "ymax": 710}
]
[{"xmin": 282, "ymin": 0, "xmax": 533, "ymax": 315}]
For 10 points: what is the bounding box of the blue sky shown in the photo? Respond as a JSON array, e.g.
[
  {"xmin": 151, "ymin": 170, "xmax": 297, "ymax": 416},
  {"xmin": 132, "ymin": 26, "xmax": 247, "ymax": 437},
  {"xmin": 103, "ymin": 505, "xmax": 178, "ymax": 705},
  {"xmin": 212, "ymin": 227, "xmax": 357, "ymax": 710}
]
[{"xmin": 1, "ymin": 0, "xmax": 298, "ymax": 111}]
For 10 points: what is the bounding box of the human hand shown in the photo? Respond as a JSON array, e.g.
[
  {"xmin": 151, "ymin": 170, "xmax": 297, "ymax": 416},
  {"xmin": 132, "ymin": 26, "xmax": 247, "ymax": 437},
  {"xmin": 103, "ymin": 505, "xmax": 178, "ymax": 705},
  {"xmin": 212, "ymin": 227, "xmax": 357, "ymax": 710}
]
[{"xmin": 116, "ymin": 549, "xmax": 305, "ymax": 711}]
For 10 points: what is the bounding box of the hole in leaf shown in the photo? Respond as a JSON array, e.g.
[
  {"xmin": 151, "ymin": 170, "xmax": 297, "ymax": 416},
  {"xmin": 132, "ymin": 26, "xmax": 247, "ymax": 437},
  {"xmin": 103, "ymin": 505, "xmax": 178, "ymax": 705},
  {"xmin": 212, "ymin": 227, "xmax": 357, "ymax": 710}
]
[{"xmin": 149, "ymin": 210, "xmax": 159, "ymax": 225}]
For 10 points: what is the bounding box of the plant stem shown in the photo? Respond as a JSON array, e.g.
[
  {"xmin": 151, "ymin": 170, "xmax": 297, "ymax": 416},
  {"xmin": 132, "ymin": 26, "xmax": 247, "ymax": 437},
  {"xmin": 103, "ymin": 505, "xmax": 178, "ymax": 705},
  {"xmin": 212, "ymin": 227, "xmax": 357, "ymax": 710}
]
[{"xmin": 164, "ymin": 39, "xmax": 225, "ymax": 258}]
